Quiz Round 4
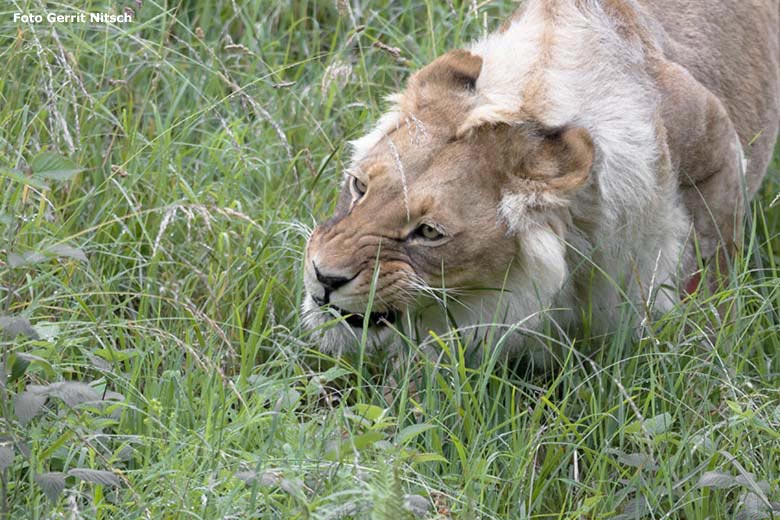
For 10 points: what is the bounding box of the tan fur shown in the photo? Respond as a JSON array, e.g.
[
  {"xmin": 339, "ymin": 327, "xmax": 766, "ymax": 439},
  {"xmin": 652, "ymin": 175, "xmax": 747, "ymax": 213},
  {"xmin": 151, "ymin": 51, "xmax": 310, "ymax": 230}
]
[
  {"xmin": 302, "ymin": 0, "xmax": 780, "ymax": 356},
  {"xmin": 640, "ymin": 0, "xmax": 779, "ymax": 275},
  {"xmin": 644, "ymin": 0, "xmax": 780, "ymax": 197}
]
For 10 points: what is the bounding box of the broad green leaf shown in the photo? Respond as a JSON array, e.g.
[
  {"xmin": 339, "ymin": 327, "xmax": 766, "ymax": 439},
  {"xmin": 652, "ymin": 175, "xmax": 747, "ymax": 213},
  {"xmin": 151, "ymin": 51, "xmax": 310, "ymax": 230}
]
[
  {"xmin": 690, "ymin": 434, "xmax": 716, "ymax": 453},
  {"xmin": 87, "ymin": 354, "xmax": 113, "ymax": 372},
  {"xmin": 16, "ymin": 381, "xmax": 102, "ymax": 418},
  {"xmin": 726, "ymin": 400, "xmax": 744, "ymax": 415},
  {"xmin": 735, "ymin": 475, "xmax": 771, "ymax": 494},
  {"xmin": 7, "ymin": 251, "xmax": 47, "ymax": 268},
  {"xmin": 94, "ymin": 348, "xmax": 140, "ymax": 363},
  {"xmin": 48, "ymin": 382, "xmax": 101, "ymax": 407},
  {"xmin": 625, "ymin": 413, "xmax": 673, "ymax": 436},
  {"xmin": 68, "ymin": 468, "xmax": 121, "ymax": 487},
  {"xmin": 235, "ymin": 470, "xmax": 279, "ymax": 487},
  {"xmin": 0, "ymin": 316, "xmax": 39, "ymax": 340},
  {"xmin": 351, "ymin": 430, "xmax": 385, "ymax": 451},
  {"xmin": 737, "ymin": 492, "xmax": 780, "ymax": 520},
  {"xmin": 351, "ymin": 403, "xmax": 387, "ymax": 423},
  {"xmin": 395, "ymin": 423, "xmax": 435, "ymax": 445},
  {"xmin": 582, "ymin": 495, "xmax": 605, "ymax": 511},
  {"xmin": 0, "ymin": 445, "xmax": 14, "ymax": 470},
  {"xmin": 0, "ymin": 167, "xmax": 49, "ymax": 189},
  {"xmin": 34, "ymin": 472, "xmax": 66, "ymax": 502},
  {"xmin": 13, "ymin": 387, "xmax": 48, "ymax": 424},
  {"xmin": 46, "ymin": 244, "xmax": 87, "ymax": 262},
  {"xmin": 327, "ymin": 430, "xmax": 386, "ymax": 461},
  {"xmin": 722, "ymin": 449, "xmax": 772, "ymax": 507},
  {"xmin": 608, "ymin": 449, "xmax": 658, "ymax": 470},
  {"xmin": 32, "ymin": 321, "xmax": 60, "ymax": 341},
  {"xmin": 279, "ymin": 477, "xmax": 306, "ymax": 500},
  {"xmin": 614, "ymin": 496, "xmax": 650, "ymax": 520},
  {"xmin": 644, "ymin": 413, "xmax": 673, "ymax": 435},
  {"xmin": 699, "ymin": 471, "xmax": 736, "ymax": 489},
  {"xmin": 30, "ymin": 151, "xmax": 82, "ymax": 181},
  {"xmin": 234, "ymin": 471, "xmax": 257, "ymax": 484},
  {"xmin": 624, "ymin": 421, "xmax": 642, "ymax": 435},
  {"xmin": 320, "ymin": 366, "xmax": 351, "ymax": 382},
  {"xmin": 116, "ymin": 445, "xmax": 135, "ymax": 461},
  {"xmin": 14, "ymin": 353, "xmax": 55, "ymax": 379},
  {"xmin": 274, "ymin": 388, "xmax": 300, "ymax": 411},
  {"xmin": 0, "ymin": 436, "xmax": 30, "ymax": 459},
  {"xmin": 620, "ymin": 453, "xmax": 657, "ymax": 470},
  {"xmin": 410, "ymin": 452, "xmax": 448, "ymax": 464},
  {"xmin": 8, "ymin": 244, "xmax": 86, "ymax": 268},
  {"xmin": 103, "ymin": 391, "xmax": 125, "ymax": 402},
  {"xmin": 404, "ymin": 494, "xmax": 430, "ymax": 517},
  {"xmin": 8, "ymin": 353, "xmax": 31, "ymax": 384}
]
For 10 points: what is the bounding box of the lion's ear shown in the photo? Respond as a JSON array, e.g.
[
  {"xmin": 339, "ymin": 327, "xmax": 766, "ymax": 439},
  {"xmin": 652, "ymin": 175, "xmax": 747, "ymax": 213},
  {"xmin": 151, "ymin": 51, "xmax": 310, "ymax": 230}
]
[
  {"xmin": 403, "ymin": 50, "xmax": 483, "ymax": 130},
  {"xmin": 410, "ymin": 50, "xmax": 483, "ymax": 92},
  {"xmin": 499, "ymin": 126, "xmax": 594, "ymax": 233},
  {"xmin": 538, "ymin": 126, "xmax": 594, "ymax": 192}
]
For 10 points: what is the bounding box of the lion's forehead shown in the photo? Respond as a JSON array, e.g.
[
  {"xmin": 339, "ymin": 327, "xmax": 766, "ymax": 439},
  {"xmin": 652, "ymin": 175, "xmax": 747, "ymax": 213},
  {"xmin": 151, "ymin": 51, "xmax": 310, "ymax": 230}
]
[
  {"xmin": 363, "ymin": 127, "xmax": 445, "ymax": 170},
  {"xmin": 353, "ymin": 132, "xmax": 488, "ymax": 187}
]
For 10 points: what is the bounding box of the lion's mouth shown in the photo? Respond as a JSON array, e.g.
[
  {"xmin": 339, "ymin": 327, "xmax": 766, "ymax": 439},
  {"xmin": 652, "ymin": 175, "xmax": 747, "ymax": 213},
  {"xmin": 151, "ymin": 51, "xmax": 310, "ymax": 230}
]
[
  {"xmin": 314, "ymin": 297, "xmax": 398, "ymax": 328},
  {"xmin": 339, "ymin": 308, "xmax": 397, "ymax": 328}
]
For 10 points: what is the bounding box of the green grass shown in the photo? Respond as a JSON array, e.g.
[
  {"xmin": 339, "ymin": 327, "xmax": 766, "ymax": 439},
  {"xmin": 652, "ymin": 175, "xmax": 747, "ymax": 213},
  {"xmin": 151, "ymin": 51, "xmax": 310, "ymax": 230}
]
[{"xmin": 1, "ymin": 1, "xmax": 779, "ymax": 518}]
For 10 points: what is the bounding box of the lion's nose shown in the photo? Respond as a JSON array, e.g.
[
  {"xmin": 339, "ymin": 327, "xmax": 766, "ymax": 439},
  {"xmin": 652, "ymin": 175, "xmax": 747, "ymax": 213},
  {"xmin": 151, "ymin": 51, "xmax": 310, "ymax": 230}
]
[{"xmin": 313, "ymin": 262, "xmax": 355, "ymax": 293}]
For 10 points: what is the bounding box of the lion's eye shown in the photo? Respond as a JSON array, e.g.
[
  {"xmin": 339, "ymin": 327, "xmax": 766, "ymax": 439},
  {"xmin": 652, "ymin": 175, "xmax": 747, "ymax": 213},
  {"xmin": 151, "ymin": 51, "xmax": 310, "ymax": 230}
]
[
  {"xmin": 351, "ymin": 176, "xmax": 367, "ymax": 198},
  {"xmin": 415, "ymin": 224, "xmax": 445, "ymax": 241}
]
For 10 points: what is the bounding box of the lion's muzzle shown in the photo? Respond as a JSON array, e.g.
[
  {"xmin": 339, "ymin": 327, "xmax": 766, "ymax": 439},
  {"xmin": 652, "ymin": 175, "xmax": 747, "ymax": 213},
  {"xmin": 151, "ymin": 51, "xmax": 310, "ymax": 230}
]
[
  {"xmin": 304, "ymin": 219, "xmax": 413, "ymax": 333},
  {"xmin": 303, "ymin": 260, "xmax": 398, "ymax": 329},
  {"xmin": 310, "ymin": 262, "xmax": 356, "ymax": 305}
]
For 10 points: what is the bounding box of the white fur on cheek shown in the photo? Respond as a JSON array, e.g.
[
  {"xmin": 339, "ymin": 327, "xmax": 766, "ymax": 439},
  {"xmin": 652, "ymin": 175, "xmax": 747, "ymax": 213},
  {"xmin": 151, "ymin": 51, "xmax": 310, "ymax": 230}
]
[
  {"xmin": 429, "ymin": 221, "xmax": 571, "ymax": 360},
  {"xmin": 522, "ymin": 227, "xmax": 568, "ymax": 293},
  {"xmin": 498, "ymin": 192, "xmax": 568, "ymax": 234}
]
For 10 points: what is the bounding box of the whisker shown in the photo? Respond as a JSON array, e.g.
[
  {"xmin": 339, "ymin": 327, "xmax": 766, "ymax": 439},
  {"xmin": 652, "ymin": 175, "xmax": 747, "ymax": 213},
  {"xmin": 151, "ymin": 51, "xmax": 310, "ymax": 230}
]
[{"xmin": 387, "ymin": 138, "xmax": 411, "ymax": 222}]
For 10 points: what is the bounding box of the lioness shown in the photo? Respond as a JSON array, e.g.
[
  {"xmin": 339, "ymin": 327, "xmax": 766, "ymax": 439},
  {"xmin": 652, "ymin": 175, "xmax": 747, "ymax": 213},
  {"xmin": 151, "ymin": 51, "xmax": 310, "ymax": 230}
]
[{"xmin": 303, "ymin": 0, "xmax": 780, "ymax": 356}]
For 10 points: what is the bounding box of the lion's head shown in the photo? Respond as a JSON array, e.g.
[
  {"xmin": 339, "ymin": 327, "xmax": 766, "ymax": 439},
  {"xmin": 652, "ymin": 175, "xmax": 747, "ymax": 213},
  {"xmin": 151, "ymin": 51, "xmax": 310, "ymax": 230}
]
[{"xmin": 303, "ymin": 49, "xmax": 598, "ymax": 355}]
